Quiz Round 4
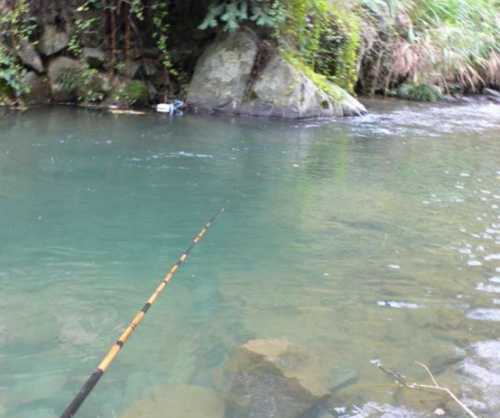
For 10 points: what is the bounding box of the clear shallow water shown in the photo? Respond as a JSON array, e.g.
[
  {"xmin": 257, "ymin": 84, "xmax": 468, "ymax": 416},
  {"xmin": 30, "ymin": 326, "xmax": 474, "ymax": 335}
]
[{"xmin": 0, "ymin": 101, "xmax": 500, "ymax": 418}]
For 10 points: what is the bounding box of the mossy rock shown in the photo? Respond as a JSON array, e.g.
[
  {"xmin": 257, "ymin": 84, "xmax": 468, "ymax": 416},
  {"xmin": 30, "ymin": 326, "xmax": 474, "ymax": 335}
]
[{"xmin": 397, "ymin": 83, "xmax": 442, "ymax": 102}]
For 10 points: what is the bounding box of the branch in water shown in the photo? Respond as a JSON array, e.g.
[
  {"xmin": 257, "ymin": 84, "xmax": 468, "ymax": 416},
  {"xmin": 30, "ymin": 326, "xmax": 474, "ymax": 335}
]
[{"xmin": 371, "ymin": 359, "xmax": 479, "ymax": 418}]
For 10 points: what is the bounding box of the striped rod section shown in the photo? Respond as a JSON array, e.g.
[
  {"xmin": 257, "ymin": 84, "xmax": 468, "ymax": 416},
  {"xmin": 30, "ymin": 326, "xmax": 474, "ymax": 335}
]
[{"xmin": 60, "ymin": 208, "xmax": 224, "ymax": 418}]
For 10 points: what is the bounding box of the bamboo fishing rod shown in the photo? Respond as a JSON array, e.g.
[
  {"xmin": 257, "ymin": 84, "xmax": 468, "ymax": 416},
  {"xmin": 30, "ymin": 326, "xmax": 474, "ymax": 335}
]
[{"xmin": 60, "ymin": 208, "xmax": 224, "ymax": 418}]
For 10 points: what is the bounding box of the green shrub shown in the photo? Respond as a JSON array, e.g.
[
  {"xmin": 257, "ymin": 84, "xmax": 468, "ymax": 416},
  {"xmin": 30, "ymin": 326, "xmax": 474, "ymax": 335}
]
[
  {"xmin": 397, "ymin": 83, "xmax": 442, "ymax": 102},
  {"xmin": 56, "ymin": 67, "xmax": 108, "ymax": 103},
  {"xmin": 56, "ymin": 67, "xmax": 82, "ymax": 98},
  {"xmin": 115, "ymin": 80, "xmax": 149, "ymax": 107}
]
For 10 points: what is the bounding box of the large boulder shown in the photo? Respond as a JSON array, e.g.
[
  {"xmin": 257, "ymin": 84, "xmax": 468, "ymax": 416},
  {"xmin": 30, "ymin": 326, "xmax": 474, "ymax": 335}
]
[
  {"xmin": 47, "ymin": 57, "xmax": 83, "ymax": 102},
  {"xmin": 186, "ymin": 30, "xmax": 366, "ymax": 119},
  {"xmin": 242, "ymin": 54, "xmax": 366, "ymax": 118},
  {"xmin": 187, "ymin": 29, "xmax": 259, "ymax": 112},
  {"xmin": 38, "ymin": 24, "xmax": 69, "ymax": 56},
  {"xmin": 219, "ymin": 339, "xmax": 330, "ymax": 418},
  {"xmin": 21, "ymin": 71, "xmax": 51, "ymax": 104},
  {"xmin": 16, "ymin": 40, "xmax": 44, "ymax": 73}
]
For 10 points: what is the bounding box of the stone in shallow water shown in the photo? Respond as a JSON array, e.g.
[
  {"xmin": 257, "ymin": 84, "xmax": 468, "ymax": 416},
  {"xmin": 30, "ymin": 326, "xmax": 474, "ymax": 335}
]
[
  {"xmin": 220, "ymin": 339, "xmax": 330, "ymax": 418},
  {"xmin": 120, "ymin": 384, "xmax": 224, "ymax": 418}
]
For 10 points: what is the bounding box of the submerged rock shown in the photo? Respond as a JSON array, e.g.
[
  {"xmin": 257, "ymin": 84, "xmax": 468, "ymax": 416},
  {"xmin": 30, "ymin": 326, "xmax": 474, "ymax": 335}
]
[
  {"xmin": 187, "ymin": 29, "xmax": 366, "ymax": 119},
  {"xmin": 38, "ymin": 24, "xmax": 69, "ymax": 56},
  {"xmin": 120, "ymin": 384, "xmax": 224, "ymax": 418},
  {"xmin": 220, "ymin": 339, "xmax": 331, "ymax": 418}
]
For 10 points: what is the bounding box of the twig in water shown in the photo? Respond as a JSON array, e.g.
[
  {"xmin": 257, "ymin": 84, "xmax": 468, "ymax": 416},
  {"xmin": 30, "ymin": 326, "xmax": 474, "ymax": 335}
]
[{"xmin": 372, "ymin": 359, "xmax": 479, "ymax": 418}]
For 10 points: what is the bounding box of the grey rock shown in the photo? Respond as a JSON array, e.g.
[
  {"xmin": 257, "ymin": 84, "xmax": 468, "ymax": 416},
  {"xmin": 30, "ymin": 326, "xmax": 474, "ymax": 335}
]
[
  {"xmin": 187, "ymin": 30, "xmax": 366, "ymax": 119},
  {"xmin": 47, "ymin": 57, "xmax": 83, "ymax": 102},
  {"xmin": 17, "ymin": 40, "xmax": 44, "ymax": 73},
  {"xmin": 38, "ymin": 25, "xmax": 69, "ymax": 56},
  {"xmin": 220, "ymin": 339, "xmax": 329, "ymax": 418},
  {"xmin": 82, "ymin": 47, "xmax": 105, "ymax": 69},
  {"xmin": 21, "ymin": 71, "xmax": 51, "ymax": 104},
  {"xmin": 243, "ymin": 54, "xmax": 366, "ymax": 118},
  {"xmin": 187, "ymin": 29, "xmax": 259, "ymax": 111}
]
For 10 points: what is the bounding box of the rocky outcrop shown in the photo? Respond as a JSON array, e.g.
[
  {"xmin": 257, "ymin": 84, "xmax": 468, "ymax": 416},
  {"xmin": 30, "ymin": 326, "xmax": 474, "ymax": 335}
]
[
  {"xmin": 39, "ymin": 24, "xmax": 69, "ymax": 56},
  {"xmin": 187, "ymin": 30, "xmax": 366, "ymax": 119},
  {"xmin": 242, "ymin": 54, "xmax": 367, "ymax": 118},
  {"xmin": 16, "ymin": 40, "xmax": 44, "ymax": 73},
  {"xmin": 187, "ymin": 29, "xmax": 259, "ymax": 112}
]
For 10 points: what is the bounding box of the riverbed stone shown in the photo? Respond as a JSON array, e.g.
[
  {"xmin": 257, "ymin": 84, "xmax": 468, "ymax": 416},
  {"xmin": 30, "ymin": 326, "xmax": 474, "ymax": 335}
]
[
  {"xmin": 120, "ymin": 384, "xmax": 224, "ymax": 418},
  {"xmin": 220, "ymin": 339, "xmax": 330, "ymax": 418},
  {"xmin": 17, "ymin": 39, "xmax": 44, "ymax": 73},
  {"xmin": 38, "ymin": 24, "xmax": 69, "ymax": 56},
  {"xmin": 187, "ymin": 29, "xmax": 259, "ymax": 112}
]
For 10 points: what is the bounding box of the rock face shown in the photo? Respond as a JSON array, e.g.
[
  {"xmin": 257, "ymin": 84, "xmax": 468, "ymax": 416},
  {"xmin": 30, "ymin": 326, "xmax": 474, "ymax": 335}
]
[
  {"xmin": 187, "ymin": 29, "xmax": 259, "ymax": 112},
  {"xmin": 17, "ymin": 40, "xmax": 44, "ymax": 73},
  {"xmin": 220, "ymin": 339, "xmax": 330, "ymax": 418},
  {"xmin": 187, "ymin": 30, "xmax": 366, "ymax": 119},
  {"xmin": 47, "ymin": 57, "xmax": 82, "ymax": 102},
  {"xmin": 39, "ymin": 24, "xmax": 69, "ymax": 56}
]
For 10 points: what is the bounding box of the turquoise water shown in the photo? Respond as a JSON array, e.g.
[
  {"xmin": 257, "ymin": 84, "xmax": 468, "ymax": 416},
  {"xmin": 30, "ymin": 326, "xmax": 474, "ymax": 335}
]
[{"xmin": 1, "ymin": 102, "xmax": 500, "ymax": 418}]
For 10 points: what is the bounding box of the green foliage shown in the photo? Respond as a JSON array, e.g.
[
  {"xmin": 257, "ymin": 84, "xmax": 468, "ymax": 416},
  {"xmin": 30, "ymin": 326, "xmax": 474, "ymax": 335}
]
[
  {"xmin": 70, "ymin": 0, "xmax": 101, "ymax": 55},
  {"xmin": 55, "ymin": 67, "xmax": 82, "ymax": 100},
  {"xmin": 150, "ymin": 1, "xmax": 174, "ymax": 72},
  {"xmin": 0, "ymin": 0, "xmax": 35, "ymax": 99},
  {"xmin": 115, "ymin": 80, "xmax": 149, "ymax": 107},
  {"xmin": 56, "ymin": 66, "xmax": 107, "ymax": 103},
  {"xmin": 282, "ymin": 51, "xmax": 344, "ymax": 101},
  {"xmin": 199, "ymin": 0, "xmax": 286, "ymax": 32},
  {"xmin": 358, "ymin": 0, "xmax": 500, "ymax": 93},
  {"xmin": 312, "ymin": 5, "xmax": 361, "ymax": 93},
  {"xmin": 0, "ymin": 44, "xmax": 28, "ymax": 98},
  {"xmin": 79, "ymin": 68, "xmax": 107, "ymax": 103},
  {"xmin": 396, "ymin": 83, "xmax": 443, "ymax": 102}
]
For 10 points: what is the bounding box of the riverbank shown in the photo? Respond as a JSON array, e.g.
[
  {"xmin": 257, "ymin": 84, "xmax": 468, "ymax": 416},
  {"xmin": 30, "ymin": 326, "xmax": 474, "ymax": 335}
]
[{"xmin": 0, "ymin": 1, "xmax": 498, "ymax": 119}]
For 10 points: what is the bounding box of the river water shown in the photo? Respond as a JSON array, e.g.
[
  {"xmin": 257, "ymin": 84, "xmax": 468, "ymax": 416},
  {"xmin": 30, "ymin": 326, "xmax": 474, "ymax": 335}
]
[{"xmin": 1, "ymin": 101, "xmax": 500, "ymax": 418}]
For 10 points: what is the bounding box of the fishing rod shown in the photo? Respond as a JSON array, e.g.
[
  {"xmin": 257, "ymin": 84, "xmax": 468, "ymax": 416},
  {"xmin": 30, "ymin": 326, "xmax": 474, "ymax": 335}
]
[{"xmin": 60, "ymin": 208, "xmax": 224, "ymax": 418}]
